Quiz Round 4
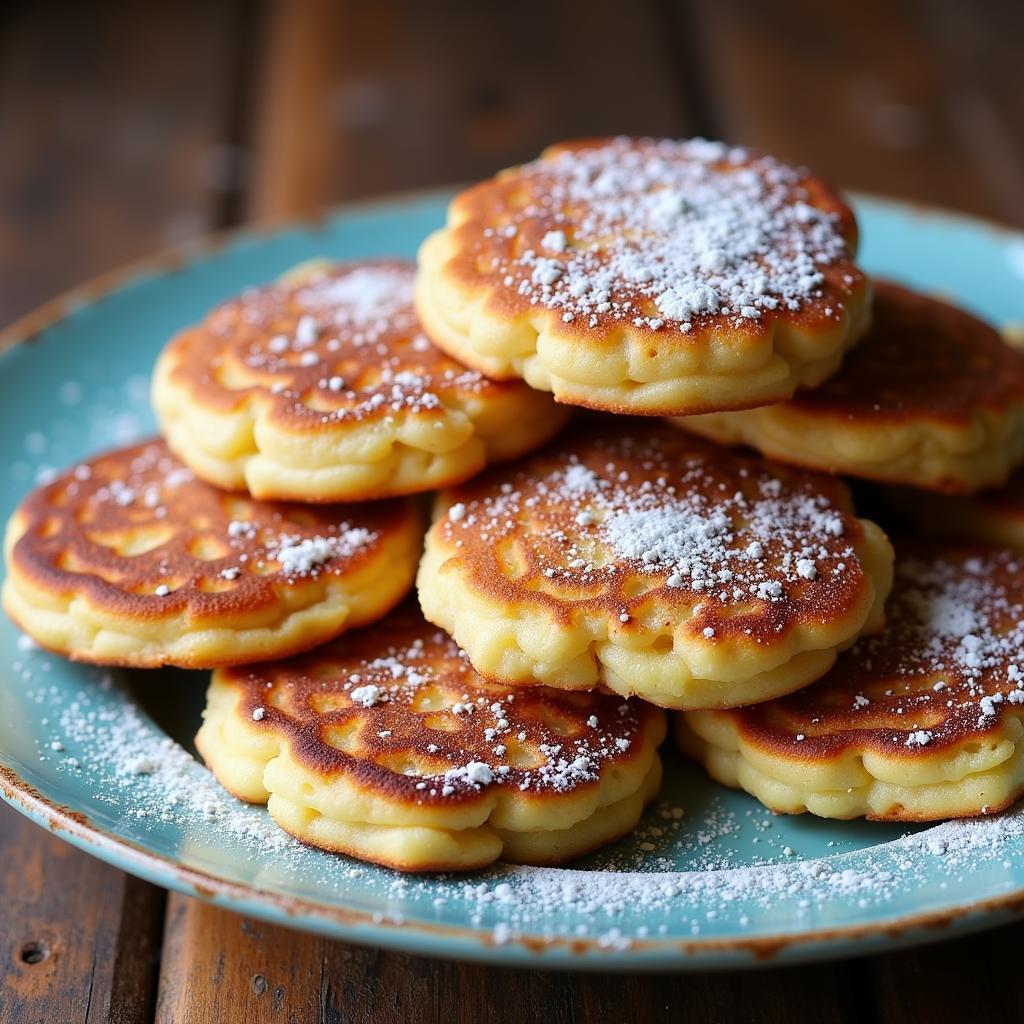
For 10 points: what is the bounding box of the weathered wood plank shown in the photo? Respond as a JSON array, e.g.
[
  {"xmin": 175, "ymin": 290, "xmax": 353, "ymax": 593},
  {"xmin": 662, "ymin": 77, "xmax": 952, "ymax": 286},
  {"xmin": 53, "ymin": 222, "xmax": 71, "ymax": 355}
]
[
  {"xmin": 154, "ymin": 893, "xmax": 873, "ymax": 1023},
  {"xmin": 0, "ymin": 0, "xmax": 244, "ymax": 327},
  {"xmin": 316, "ymin": 943, "xmax": 868, "ymax": 1023},
  {"xmin": 155, "ymin": 896, "xmax": 328, "ymax": 1023},
  {"xmin": 0, "ymin": 3, "xmax": 245, "ymax": 1020},
  {"xmin": 246, "ymin": 0, "xmax": 348, "ymax": 221},
  {"xmin": 0, "ymin": 802, "xmax": 164, "ymax": 1024},
  {"xmin": 690, "ymin": 0, "xmax": 1024, "ymax": 224},
  {"xmin": 247, "ymin": 0, "xmax": 692, "ymax": 219},
  {"xmin": 870, "ymin": 919, "xmax": 1024, "ymax": 1023},
  {"xmin": 920, "ymin": 0, "xmax": 1024, "ymax": 226}
]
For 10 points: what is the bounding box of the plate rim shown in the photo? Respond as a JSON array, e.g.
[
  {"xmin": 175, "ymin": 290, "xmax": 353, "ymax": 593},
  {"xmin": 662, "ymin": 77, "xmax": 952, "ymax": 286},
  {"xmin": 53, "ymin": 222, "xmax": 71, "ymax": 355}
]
[
  {"xmin": 0, "ymin": 185, "xmax": 459, "ymax": 353},
  {"xmin": 2, "ymin": 188, "xmax": 1024, "ymax": 970},
  {"xmin": 4, "ymin": 758, "xmax": 1023, "ymax": 970}
]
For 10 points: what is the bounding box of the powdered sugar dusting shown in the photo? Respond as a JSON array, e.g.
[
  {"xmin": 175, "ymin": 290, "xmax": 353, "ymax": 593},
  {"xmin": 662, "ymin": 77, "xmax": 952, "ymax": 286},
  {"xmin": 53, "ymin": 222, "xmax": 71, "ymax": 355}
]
[
  {"xmin": 15, "ymin": 643, "xmax": 1024, "ymax": 955},
  {"xmin": 475, "ymin": 137, "xmax": 857, "ymax": 333},
  {"xmin": 839, "ymin": 549, "xmax": 1024, "ymax": 738},
  {"xmin": 205, "ymin": 263, "xmax": 493, "ymax": 425},
  {"xmin": 600, "ymin": 492, "xmax": 841, "ymax": 605},
  {"xmin": 31, "ymin": 672, "xmax": 294, "ymax": 851},
  {"xmin": 16, "ymin": 441, "xmax": 387, "ymax": 601},
  {"xmin": 295, "ymin": 264, "xmax": 414, "ymax": 326},
  {"xmin": 230, "ymin": 618, "xmax": 654, "ymax": 800},
  {"xmin": 722, "ymin": 545, "xmax": 1024, "ymax": 768},
  {"xmin": 441, "ymin": 428, "xmax": 865, "ymax": 622},
  {"xmin": 269, "ymin": 528, "xmax": 375, "ymax": 578}
]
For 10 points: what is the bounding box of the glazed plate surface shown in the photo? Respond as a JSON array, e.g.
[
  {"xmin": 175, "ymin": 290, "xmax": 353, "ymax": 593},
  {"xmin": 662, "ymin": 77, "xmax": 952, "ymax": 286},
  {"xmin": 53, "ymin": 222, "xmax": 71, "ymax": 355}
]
[{"xmin": 2, "ymin": 192, "xmax": 1024, "ymax": 969}]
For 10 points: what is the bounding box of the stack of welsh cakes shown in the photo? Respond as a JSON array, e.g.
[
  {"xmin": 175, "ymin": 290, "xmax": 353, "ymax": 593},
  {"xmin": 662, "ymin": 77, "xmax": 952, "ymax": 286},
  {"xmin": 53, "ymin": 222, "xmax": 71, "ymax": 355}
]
[{"xmin": 8, "ymin": 137, "xmax": 1024, "ymax": 872}]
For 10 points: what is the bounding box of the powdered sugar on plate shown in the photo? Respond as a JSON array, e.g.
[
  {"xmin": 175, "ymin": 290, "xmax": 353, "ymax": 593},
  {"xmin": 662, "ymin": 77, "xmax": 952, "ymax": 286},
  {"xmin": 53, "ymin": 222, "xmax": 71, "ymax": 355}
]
[
  {"xmin": 23, "ymin": 670, "xmax": 294, "ymax": 853},
  {"xmin": 9, "ymin": 639, "xmax": 1024, "ymax": 955}
]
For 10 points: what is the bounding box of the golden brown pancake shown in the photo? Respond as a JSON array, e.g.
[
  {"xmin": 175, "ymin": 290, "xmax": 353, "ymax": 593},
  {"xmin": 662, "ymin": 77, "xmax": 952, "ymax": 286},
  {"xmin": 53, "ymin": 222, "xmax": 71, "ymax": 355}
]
[
  {"xmin": 679, "ymin": 543, "xmax": 1024, "ymax": 820},
  {"xmin": 416, "ymin": 136, "xmax": 871, "ymax": 415},
  {"xmin": 417, "ymin": 421, "xmax": 893, "ymax": 710},
  {"xmin": 153, "ymin": 261, "xmax": 569, "ymax": 502},
  {"xmin": 196, "ymin": 605, "xmax": 667, "ymax": 871},
  {"xmin": 889, "ymin": 468, "xmax": 1024, "ymax": 550},
  {"xmin": 675, "ymin": 282, "xmax": 1024, "ymax": 492},
  {"xmin": 3, "ymin": 440, "xmax": 423, "ymax": 667}
]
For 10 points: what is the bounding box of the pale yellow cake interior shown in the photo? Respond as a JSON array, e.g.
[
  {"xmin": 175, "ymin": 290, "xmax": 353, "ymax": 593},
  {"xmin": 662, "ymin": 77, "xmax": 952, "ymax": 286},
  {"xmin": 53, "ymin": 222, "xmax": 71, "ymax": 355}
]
[
  {"xmin": 416, "ymin": 228, "xmax": 872, "ymax": 417},
  {"xmin": 153, "ymin": 262, "xmax": 569, "ymax": 503},
  {"xmin": 677, "ymin": 710, "xmax": 1024, "ymax": 821},
  {"xmin": 417, "ymin": 506, "xmax": 894, "ymax": 711},
  {"xmin": 2, "ymin": 504, "xmax": 423, "ymax": 669},
  {"xmin": 196, "ymin": 673, "xmax": 666, "ymax": 872},
  {"xmin": 673, "ymin": 399, "xmax": 1024, "ymax": 493}
]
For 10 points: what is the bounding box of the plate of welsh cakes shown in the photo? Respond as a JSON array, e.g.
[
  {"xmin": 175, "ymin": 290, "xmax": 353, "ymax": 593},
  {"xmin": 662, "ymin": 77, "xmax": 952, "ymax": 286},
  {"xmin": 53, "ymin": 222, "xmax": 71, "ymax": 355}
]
[{"xmin": 3, "ymin": 138, "xmax": 1024, "ymax": 969}]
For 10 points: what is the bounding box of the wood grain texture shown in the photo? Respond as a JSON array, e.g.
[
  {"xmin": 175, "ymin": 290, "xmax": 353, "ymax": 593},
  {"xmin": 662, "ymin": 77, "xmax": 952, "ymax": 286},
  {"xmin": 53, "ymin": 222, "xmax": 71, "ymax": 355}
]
[
  {"xmin": 0, "ymin": 3, "xmax": 241, "ymax": 1021},
  {"xmin": 0, "ymin": 802, "xmax": 164, "ymax": 1024},
  {"xmin": 870, "ymin": 919, "xmax": 1024, "ymax": 1023},
  {"xmin": 0, "ymin": 0, "xmax": 244, "ymax": 328},
  {"xmin": 691, "ymin": 0, "xmax": 1024, "ymax": 225},
  {"xmin": 153, "ymin": 895, "xmax": 868, "ymax": 1024},
  {"xmin": 247, "ymin": 0, "xmax": 345, "ymax": 221},
  {"xmin": 920, "ymin": 0, "xmax": 1024, "ymax": 226},
  {"xmin": 246, "ymin": 0, "xmax": 692, "ymax": 219},
  {"xmin": 155, "ymin": 896, "xmax": 328, "ymax": 1024}
]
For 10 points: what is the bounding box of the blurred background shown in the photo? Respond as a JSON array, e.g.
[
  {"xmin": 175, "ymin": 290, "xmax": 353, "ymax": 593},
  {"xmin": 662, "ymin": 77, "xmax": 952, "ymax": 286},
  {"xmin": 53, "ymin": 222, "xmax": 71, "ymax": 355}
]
[{"xmin": 1, "ymin": 0, "xmax": 1022, "ymax": 325}]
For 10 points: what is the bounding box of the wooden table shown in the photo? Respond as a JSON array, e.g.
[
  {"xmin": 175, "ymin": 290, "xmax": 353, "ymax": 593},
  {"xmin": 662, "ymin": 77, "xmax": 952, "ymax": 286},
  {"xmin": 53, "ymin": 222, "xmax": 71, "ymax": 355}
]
[{"xmin": 2, "ymin": 1, "xmax": 1023, "ymax": 1019}]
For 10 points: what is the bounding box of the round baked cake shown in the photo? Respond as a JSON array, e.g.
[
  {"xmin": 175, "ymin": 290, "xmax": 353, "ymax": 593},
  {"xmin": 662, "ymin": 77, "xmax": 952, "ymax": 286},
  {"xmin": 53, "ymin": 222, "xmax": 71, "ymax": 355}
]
[
  {"xmin": 674, "ymin": 281, "xmax": 1024, "ymax": 493},
  {"xmin": 2, "ymin": 440, "xmax": 423, "ymax": 667},
  {"xmin": 197, "ymin": 606, "xmax": 667, "ymax": 871},
  {"xmin": 889, "ymin": 468, "xmax": 1024, "ymax": 550},
  {"xmin": 152, "ymin": 261, "xmax": 569, "ymax": 502},
  {"xmin": 416, "ymin": 137, "xmax": 871, "ymax": 415},
  {"xmin": 678, "ymin": 543, "xmax": 1024, "ymax": 820},
  {"xmin": 417, "ymin": 422, "xmax": 893, "ymax": 710}
]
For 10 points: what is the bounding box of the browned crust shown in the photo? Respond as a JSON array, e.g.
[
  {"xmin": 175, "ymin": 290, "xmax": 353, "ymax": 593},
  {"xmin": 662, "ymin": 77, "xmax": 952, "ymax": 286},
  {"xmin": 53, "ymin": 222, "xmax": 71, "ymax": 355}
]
[
  {"xmin": 430, "ymin": 420, "xmax": 878, "ymax": 647},
  {"xmin": 785, "ymin": 281, "xmax": 1024, "ymax": 425},
  {"xmin": 160, "ymin": 260, "xmax": 535, "ymax": 428},
  {"xmin": 7, "ymin": 439, "xmax": 420, "ymax": 630},
  {"xmin": 919, "ymin": 469, "xmax": 1024, "ymax": 524},
  {"xmin": 440, "ymin": 136, "xmax": 866, "ymax": 352},
  {"xmin": 214, "ymin": 603, "xmax": 666, "ymax": 807},
  {"xmin": 713, "ymin": 542, "xmax": 1024, "ymax": 759}
]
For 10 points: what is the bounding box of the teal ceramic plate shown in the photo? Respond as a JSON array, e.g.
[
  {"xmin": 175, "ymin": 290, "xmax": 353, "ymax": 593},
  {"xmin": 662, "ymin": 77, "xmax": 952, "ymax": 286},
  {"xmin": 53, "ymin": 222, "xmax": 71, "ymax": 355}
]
[{"xmin": 3, "ymin": 192, "xmax": 1024, "ymax": 971}]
